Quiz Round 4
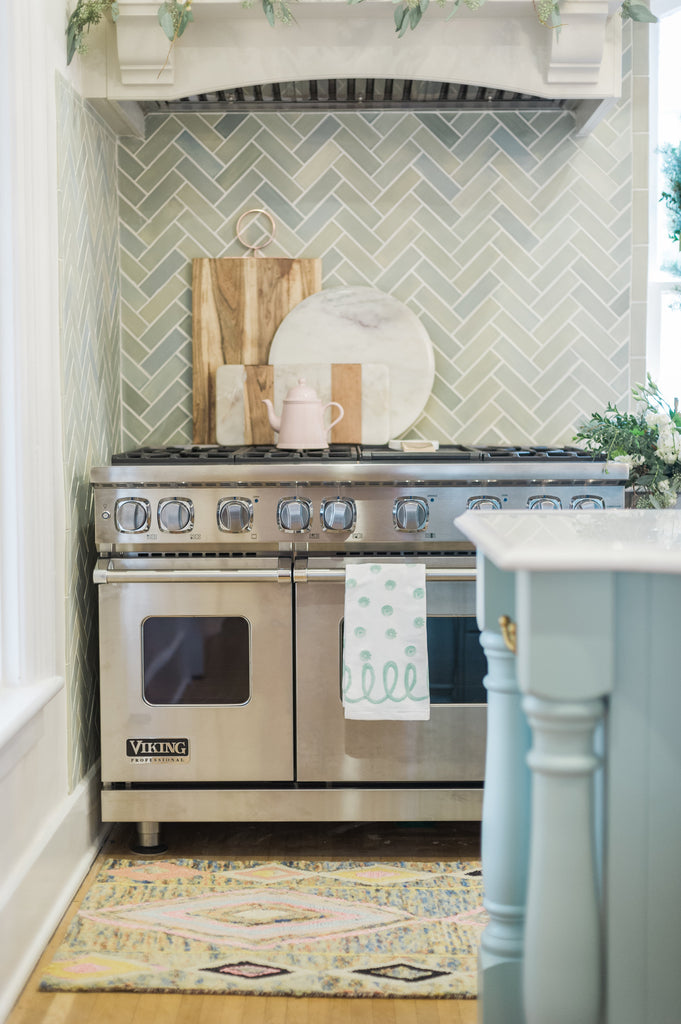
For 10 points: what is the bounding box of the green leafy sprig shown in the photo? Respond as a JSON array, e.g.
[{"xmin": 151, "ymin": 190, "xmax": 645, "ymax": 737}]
[
  {"xmin": 574, "ymin": 376, "xmax": 681, "ymax": 508},
  {"xmin": 660, "ymin": 142, "xmax": 681, "ymax": 250}
]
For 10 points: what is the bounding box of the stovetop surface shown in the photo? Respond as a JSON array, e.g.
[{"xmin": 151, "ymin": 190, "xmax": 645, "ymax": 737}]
[{"xmin": 111, "ymin": 444, "xmax": 607, "ymax": 465}]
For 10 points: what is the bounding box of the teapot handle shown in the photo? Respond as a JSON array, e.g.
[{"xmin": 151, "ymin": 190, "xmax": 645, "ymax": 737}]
[{"xmin": 323, "ymin": 401, "xmax": 344, "ymax": 435}]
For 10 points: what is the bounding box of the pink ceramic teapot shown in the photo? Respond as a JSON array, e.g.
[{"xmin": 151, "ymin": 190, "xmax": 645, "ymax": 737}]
[{"xmin": 262, "ymin": 378, "xmax": 344, "ymax": 449}]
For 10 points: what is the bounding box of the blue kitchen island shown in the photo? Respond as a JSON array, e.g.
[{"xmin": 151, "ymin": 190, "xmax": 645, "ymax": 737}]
[{"xmin": 455, "ymin": 509, "xmax": 681, "ymax": 1024}]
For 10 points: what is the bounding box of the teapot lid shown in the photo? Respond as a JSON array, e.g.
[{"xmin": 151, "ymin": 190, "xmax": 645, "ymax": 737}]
[{"xmin": 284, "ymin": 378, "xmax": 320, "ymax": 403}]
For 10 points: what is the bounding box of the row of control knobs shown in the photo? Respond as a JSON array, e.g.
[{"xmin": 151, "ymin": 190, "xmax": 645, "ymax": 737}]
[
  {"xmin": 111, "ymin": 495, "xmax": 430, "ymax": 535},
  {"xmin": 111, "ymin": 493, "xmax": 605, "ymax": 536}
]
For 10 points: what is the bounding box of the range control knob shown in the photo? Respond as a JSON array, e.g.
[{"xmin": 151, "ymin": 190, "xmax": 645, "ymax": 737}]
[
  {"xmin": 114, "ymin": 497, "xmax": 151, "ymax": 534},
  {"xmin": 278, "ymin": 497, "xmax": 312, "ymax": 533},
  {"xmin": 157, "ymin": 498, "xmax": 194, "ymax": 533},
  {"xmin": 467, "ymin": 496, "xmax": 502, "ymax": 511},
  {"xmin": 217, "ymin": 498, "xmax": 253, "ymax": 533},
  {"xmin": 393, "ymin": 497, "xmax": 429, "ymax": 532},
  {"xmin": 528, "ymin": 495, "xmax": 562, "ymax": 510},
  {"xmin": 571, "ymin": 495, "xmax": 605, "ymax": 510},
  {"xmin": 321, "ymin": 499, "xmax": 356, "ymax": 532}
]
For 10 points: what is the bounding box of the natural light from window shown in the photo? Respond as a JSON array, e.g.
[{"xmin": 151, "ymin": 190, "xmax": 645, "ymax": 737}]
[{"xmin": 652, "ymin": 5, "xmax": 681, "ymax": 406}]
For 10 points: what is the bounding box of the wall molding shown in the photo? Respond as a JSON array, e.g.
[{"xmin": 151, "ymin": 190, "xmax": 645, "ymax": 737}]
[{"xmin": 0, "ymin": 763, "xmax": 106, "ymax": 1023}]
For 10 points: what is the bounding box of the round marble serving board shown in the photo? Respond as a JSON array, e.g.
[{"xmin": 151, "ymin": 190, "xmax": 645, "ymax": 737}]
[{"xmin": 268, "ymin": 286, "xmax": 435, "ymax": 437}]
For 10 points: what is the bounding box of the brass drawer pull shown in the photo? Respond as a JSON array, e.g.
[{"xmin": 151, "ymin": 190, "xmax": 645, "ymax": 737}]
[{"xmin": 499, "ymin": 615, "xmax": 517, "ymax": 654}]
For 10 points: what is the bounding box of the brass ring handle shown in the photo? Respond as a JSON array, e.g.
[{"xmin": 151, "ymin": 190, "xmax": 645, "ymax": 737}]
[{"xmin": 499, "ymin": 615, "xmax": 517, "ymax": 654}]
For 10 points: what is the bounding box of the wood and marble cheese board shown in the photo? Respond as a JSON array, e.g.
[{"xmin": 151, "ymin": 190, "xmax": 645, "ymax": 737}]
[
  {"xmin": 192, "ymin": 256, "xmax": 322, "ymax": 443},
  {"xmin": 216, "ymin": 363, "xmax": 390, "ymax": 445}
]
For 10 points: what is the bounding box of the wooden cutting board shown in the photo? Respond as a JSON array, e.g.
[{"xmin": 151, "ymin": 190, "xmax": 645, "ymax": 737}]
[
  {"xmin": 216, "ymin": 363, "xmax": 391, "ymax": 445},
  {"xmin": 192, "ymin": 257, "xmax": 322, "ymax": 443}
]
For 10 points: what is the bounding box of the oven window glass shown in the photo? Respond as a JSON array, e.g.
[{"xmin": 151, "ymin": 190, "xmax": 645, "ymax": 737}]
[
  {"xmin": 426, "ymin": 616, "xmax": 487, "ymax": 704},
  {"xmin": 142, "ymin": 617, "xmax": 250, "ymax": 706},
  {"xmin": 339, "ymin": 614, "xmax": 487, "ymax": 705}
]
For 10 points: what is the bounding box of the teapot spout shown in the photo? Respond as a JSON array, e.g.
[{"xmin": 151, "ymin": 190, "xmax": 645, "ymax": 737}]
[{"xmin": 261, "ymin": 398, "xmax": 281, "ymax": 433}]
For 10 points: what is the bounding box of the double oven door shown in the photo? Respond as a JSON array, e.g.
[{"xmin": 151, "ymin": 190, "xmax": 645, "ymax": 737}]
[
  {"xmin": 294, "ymin": 555, "xmax": 487, "ymax": 783},
  {"xmin": 95, "ymin": 553, "xmax": 487, "ymax": 788}
]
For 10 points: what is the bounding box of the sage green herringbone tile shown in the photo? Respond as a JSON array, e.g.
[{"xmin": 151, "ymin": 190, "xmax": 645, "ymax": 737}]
[
  {"xmin": 332, "ymin": 126, "xmax": 383, "ymax": 176},
  {"xmin": 214, "ymin": 112, "xmax": 250, "ymax": 139},
  {"xmin": 122, "ymin": 324, "xmax": 151, "ymax": 364},
  {"xmin": 136, "ymin": 115, "xmax": 184, "ymax": 165},
  {"xmin": 493, "ymin": 206, "xmax": 539, "ymax": 251},
  {"xmin": 412, "ymin": 232, "xmax": 459, "ymax": 279},
  {"xmin": 251, "ymin": 153, "xmax": 303, "ymax": 203},
  {"xmin": 176, "ymin": 130, "xmax": 224, "ymax": 178},
  {"xmin": 140, "ymin": 354, "xmax": 190, "ymax": 402},
  {"xmin": 120, "ymin": 249, "xmax": 148, "ymax": 288},
  {"xmin": 141, "ymin": 327, "xmax": 190, "ymax": 379},
  {"xmin": 138, "ymin": 223, "xmax": 186, "ymax": 272},
  {"xmin": 336, "ymin": 113, "xmax": 384, "ymax": 150},
  {"xmin": 293, "ymin": 115, "xmax": 342, "ymax": 160},
  {"xmin": 253, "ymin": 124, "xmax": 306, "ymax": 177},
  {"xmin": 117, "ymin": 92, "xmax": 636, "ymax": 447},
  {"xmin": 415, "ymin": 113, "xmax": 461, "ymax": 149},
  {"xmin": 139, "ymin": 250, "xmax": 186, "ymax": 298},
  {"xmin": 176, "ymin": 155, "xmax": 224, "ymax": 205},
  {"xmin": 118, "ymin": 147, "xmax": 146, "ymax": 181},
  {"xmin": 118, "ymin": 196, "xmax": 147, "ymax": 234},
  {"xmin": 375, "ymin": 193, "xmax": 423, "ymax": 242},
  {"xmin": 137, "ymin": 171, "xmax": 186, "ymax": 219},
  {"xmin": 177, "ymin": 208, "xmax": 225, "ymax": 254},
  {"xmin": 122, "ymin": 378, "xmax": 152, "ymax": 418},
  {"xmin": 138, "ymin": 303, "xmax": 187, "ymax": 351},
  {"xmin": 139, "ymin": 276, "xmax": 188, "ymax": 325},
  {"xmin": 333, "ymin": 180, "xmax": 382, "ymax": 225},
  {"xmin": 121, "ymin": 350, "xmax": 152, "ymax": 393},
  {"xmin": 119, "ymin": 171, "xmax": 147, "ymax": 208},
  {"xmin": 214, "ymin": 141, "xmax": 265, "ymax": 190},
  {"xmin": 136, "ymin": 144, "xmax": 186, "ymax": 194},
  {"xmin": 295, "ymin": 196, "xmax": 343, "ymax": 243},
  {"xmin": 294, "ymin": 140, "xmax": 343, "ymax": 189}
]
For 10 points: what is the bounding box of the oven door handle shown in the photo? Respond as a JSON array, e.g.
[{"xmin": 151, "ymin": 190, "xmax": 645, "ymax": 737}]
[
  {"xmin": 294, "ymin": 567, "xmax": 477, "ymax": 583},
  {"xmin": 93, "ymin": 566, "xmax": 291, "ymax": 584}
]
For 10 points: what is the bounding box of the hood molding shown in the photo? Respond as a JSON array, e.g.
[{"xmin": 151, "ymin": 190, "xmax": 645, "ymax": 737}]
[{"xmin": 82, "ymin": 0, "xmax": 623, "ymax": 133}]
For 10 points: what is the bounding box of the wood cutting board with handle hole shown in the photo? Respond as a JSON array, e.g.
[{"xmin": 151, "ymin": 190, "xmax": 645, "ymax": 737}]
[
  {"xmin": 192, "ymin": 256, "xmax": 322, "ymax": 443},
  {"xmin": 216, "ymin": 363, "xmax": 391, "ymax": 445}
]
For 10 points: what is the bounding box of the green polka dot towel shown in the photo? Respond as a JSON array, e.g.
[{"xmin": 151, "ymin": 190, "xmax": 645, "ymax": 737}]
[{"xmin": 342, "ymin": 562, "xmax": 430, "ymax": 720}]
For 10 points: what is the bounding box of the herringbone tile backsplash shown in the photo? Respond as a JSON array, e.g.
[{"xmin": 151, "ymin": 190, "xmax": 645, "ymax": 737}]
[
  {"xmin": 57, "ymin": 76, "xmax": 121, "ymax": 787},
  {"xmin": 119, "ymin": 44, "xmax": 636, "ymax": 447}
]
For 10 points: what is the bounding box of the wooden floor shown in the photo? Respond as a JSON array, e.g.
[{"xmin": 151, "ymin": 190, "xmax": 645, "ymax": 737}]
[{"xmin": 8, "ymin": 819, "xmax": 481, "ymax": 1024}]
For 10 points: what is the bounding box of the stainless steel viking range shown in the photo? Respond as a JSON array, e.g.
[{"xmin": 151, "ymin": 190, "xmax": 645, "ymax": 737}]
[{"xmin": 91, "ymin": 444, "xmax": 627, "ymax": 848}]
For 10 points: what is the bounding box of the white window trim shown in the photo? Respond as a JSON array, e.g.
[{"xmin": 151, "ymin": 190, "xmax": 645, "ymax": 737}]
[{"xmin": 0, "ymin": 0, "xmax": 65, "ymax": 746}]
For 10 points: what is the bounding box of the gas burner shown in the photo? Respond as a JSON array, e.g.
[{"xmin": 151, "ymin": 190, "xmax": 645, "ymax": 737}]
[
  {"xmin": 474, "ymin": 445, "xmax": 607, "ymax": 461},
  {"xmin": 233, "ymin": 445, "xmax": 359, "ymax": 462},
  {"xmin": 112, "ymin": 445, "xmax": 242, "ymax": 464}
]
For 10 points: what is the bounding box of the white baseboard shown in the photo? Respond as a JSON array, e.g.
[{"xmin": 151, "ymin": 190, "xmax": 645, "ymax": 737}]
[{"xmin": 0, "ymin": 764, "xmax": 108, "ymax": 1023}]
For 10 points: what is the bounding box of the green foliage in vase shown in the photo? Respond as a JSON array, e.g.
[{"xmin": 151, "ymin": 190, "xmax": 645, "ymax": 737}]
[{"xmin": 575, "ymin": 376, "xmax": 681, "ymax": 508}]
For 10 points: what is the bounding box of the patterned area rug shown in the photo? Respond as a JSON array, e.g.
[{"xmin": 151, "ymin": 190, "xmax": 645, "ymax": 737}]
[{"xmin": 40, "ymin": 856, "xmax": 485, "ymax": 998}]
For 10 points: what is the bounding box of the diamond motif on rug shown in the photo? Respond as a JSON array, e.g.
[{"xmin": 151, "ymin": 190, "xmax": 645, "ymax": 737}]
[
  {"xmin": 355, "ymin": 963, "xmax": 451, "ymax": 983},
  {"xmin": 40, "ymin": 856, "xmax": 485, "ymax": 998},
  {"xmin": 200, "ymin": 960, "xmax": 291, "ymax": 979},
  {"xmin": 81, "ymin": 887, "xmax": 416, "ymax": 949}
]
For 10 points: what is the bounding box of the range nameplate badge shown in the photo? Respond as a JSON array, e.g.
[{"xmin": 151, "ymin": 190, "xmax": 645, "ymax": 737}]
[{"xmin": 126, "ymin": 738, "xmax": 190, "ymax": 763}]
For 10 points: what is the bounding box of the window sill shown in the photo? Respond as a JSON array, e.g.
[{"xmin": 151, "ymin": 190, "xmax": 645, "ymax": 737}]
[{"xmin": 0, "ymin": 677, "xmax": 64, "ymax": 756}]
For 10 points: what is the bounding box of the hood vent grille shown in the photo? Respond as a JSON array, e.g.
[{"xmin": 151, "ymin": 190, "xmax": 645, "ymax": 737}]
[{"xmin": 140, "ymin": 78, "xmax": 568, "ymax": 113}]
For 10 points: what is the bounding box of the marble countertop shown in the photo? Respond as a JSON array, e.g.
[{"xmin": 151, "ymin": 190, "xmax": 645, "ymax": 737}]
[{"xmin": 455, "ymin": 509, "xmax": 681, "ymax": 573}]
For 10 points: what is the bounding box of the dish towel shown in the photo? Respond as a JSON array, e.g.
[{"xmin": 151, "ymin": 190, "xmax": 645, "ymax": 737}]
[{"xmin": 342, "ymin": 562, "xmax": 430, "ymax": 720}]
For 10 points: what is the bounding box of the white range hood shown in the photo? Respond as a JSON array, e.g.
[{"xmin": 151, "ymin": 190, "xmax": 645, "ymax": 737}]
[{"xmin": 82, "ymin": 0, "xmax": 624, "ymax": 135}]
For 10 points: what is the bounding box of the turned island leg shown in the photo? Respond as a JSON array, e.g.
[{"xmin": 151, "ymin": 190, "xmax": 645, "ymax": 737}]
[{"xmin": 476, "ymin": 558, "xmax": 532, "ymax": 1024}]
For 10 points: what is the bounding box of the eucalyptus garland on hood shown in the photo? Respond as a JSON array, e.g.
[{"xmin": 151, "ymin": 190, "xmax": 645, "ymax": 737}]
[{"xmin": 65, "ymin": 0, "xmax": 657, "ymax": 64}]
